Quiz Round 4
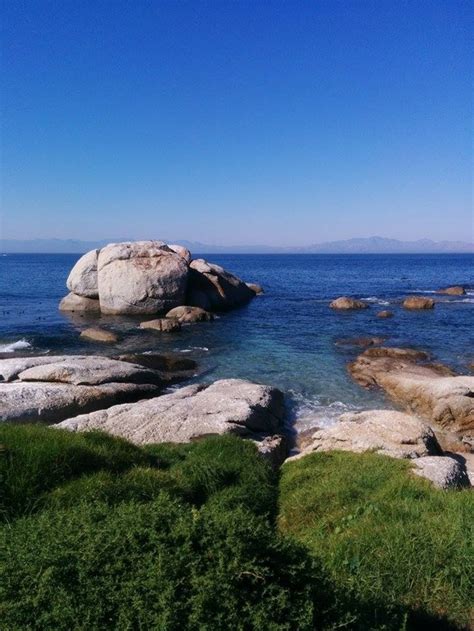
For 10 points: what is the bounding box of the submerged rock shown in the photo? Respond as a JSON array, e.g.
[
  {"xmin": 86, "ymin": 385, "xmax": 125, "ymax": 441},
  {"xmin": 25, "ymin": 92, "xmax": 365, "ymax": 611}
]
[
  {"xmin": 330, "ymin": 297, "xmax": 368, "ymax": 310},
  {"xmin": 377, "ymin": 310, "xmax": 394, "ymax": 318},
  {"xmin": 114, "ymin": 353, "xmax": 197, "ymax": 373},
  {"xmin": 403, "ymin": 296, "xmax": 435, "ymax": 310},
  {"xmin": 437, "ymin": 286, "xmax": 465, "ymax": 296},
  {"xmin": 80, "ymin": 328, "xmax": 118, "ymax": 343},
  {"xmin": 166, "ymin": 305, "xmax": 214, "ymax": 323},
  {"xmin": 56, "ymin": 379, "xmax": 285, "ymax": 445},
  {"xmin": 66, "ymin": 249, "xmax": 99, "ymax": 298},
  {"xmin": 98, "ymin": 241, "xmax": 189, "ymax": 315},
  {"xmin": 59, "ymin": 292, "xmax": 101, "ymax": 312},
  {"xmin": 335, "ymin": 336, "xmax": 386, "ymax": 348},
  {"xmin": 139, "ymin": 318, "xmax": 181, "ymax": 332}
]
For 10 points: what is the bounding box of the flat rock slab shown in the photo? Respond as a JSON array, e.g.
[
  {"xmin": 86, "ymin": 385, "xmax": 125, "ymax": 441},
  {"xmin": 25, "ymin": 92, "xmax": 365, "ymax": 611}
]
[
  {"xmin": 0, "ymin": 381, "xmax": 159, "ymax": 424},
  {"xmin": 292, "ymin": 410, "xmax": 440, "ymax": 460},
  {"xmin": 57, "ymin": 379, "xmax": 285, "ymax": 445},
  {"xmin": 16, "ymin": 356, "xmax": 162, "ymax": 386}
]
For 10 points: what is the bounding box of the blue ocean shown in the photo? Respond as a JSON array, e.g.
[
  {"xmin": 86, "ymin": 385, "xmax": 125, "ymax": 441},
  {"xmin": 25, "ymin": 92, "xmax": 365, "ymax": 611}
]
[{"xmin": 1, "ymin": 253, "xmax": 473, "ymax": 431}]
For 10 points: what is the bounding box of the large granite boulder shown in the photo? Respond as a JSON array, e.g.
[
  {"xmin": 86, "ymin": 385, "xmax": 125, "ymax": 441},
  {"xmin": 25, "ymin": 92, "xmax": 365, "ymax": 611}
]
[
  {"xmin": 292, "ymin": 410, "xmax": 440, "ymax": 460},
  {"xmin": 97, "ymin": 241, "xmax": 189, "ymax": 314},
  {"xmin": 330, "ymin": 297, "xmax": 368, "ymax": 310},
  {"xmin": 56, "ymin": 379, "xmax": 285, "ymax": 445},
  {"xmin": 0, "ymin": 381, "xmax": 159, "ymax": 424},
  {"xmin": 187, "ymin": 259, "xmax": 255, "ymax": 311},
  {"xmin": 348, "ymin": 348, "xmax": 474, "ymax": 449},
  {"xmin": 59, "ymin": 292, "xmax": 101, "ymax": 312},
  {"xmin": 168, "ymin": 244, "xmax": 192, "ymax": 264},
  {"xmin": 66, "ymin": 249, "xmax": 99, "ymax": 298}
]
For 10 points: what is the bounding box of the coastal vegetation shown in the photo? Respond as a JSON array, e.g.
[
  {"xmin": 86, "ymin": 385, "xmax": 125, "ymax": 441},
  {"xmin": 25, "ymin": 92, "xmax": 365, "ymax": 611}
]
[{"xmin": 1, "ymin": 425, "xmax": 472, "ymax": 629}]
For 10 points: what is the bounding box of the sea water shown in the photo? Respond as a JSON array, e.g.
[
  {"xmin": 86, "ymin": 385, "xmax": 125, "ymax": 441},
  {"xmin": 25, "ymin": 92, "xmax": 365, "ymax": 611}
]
[{"xmin": 1, "ymin": 253, "xmax": 473, "ymax": 431}]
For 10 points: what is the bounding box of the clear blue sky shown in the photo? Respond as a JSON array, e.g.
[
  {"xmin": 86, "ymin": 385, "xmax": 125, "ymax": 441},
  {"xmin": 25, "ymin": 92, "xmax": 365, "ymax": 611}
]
[{"xmin": 1, "ymin": 0, "xmax": 472, "ymax": 245}]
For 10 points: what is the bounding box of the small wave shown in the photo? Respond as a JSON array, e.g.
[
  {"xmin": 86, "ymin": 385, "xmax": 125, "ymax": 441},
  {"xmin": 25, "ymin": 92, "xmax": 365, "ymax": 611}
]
[
  {"xmin": 288, "ymin": 390, "xmax": 359, "ymax": 432},
  {"xmin": 362, "ymin": 297, "xmax": 390, "ymax": 306},
  {"xmin": 411, "ymin": 289, "xmax": 437, "ymax": 294},
  {"xmin": 0, "ymin": 339, "xmax": 32, "ymax": 352},
  {"xmin": 176, "ymin": 346, "xmax": 209, "ymax": 353}
]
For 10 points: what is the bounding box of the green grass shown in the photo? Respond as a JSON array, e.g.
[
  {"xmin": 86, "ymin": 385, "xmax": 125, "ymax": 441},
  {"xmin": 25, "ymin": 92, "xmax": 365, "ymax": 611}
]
[
  {"xmin": 1, "ymin": 425, "xmax": 472, "ymax": 629},
  {"xmin": 0, "ymin": 426, "xmax": 334, "ymax": 630},
  {"xmin": 279, "ymin": 451, "xmax": 474, "ymax": 629}
]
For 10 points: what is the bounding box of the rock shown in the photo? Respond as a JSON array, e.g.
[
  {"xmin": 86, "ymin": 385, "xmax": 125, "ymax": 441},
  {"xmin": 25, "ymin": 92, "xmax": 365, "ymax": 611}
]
[
  {"xmin": 403, "ymin": 296, "xmax": 435, "ymax": 310},
  {"xmin": 252, "ymin": 434, "xmax": 288, "ymax": 468},
  {"xmin": 295, "ymin": 410, "xmax": 440, "ymax": 460},
  {"xmin": 16, "ymin": 356, "xmax": 162, "ymax": 386},
  {"xmin": 187, "ymin": 259, "xmax": 255, "ymax": 311},
  {"xmin": 114, "ymin": 353, "xmax": 197, "ymax": 373},
  {"xmin": 412, "ymin": 456, "xmax": 470, "ymax": 489},
  {"xmin": 330, "ymin": 297, "xmax": 368, "ymax": 310},
  {"xmin": 97, "ymin": 241, "xmax": 189, "ymax": 315},
  {"xmin": 167, "ymin": 244, "xmax": 192, "ymax": 264},
  {"xmin": 0, "ymin": 381, "xmax": 159, "ymax": 424},
  {"xmin": 139, "ymin": 318, "xmax": 181, "ymax": 332},
  {"xmin": 377, "ymin": 310, "xmax": 394, "ymax": 318},
  {"xmin": 56, "ymin": 379, "xmax": 285, "ymax": 445},
  {"xmin": 166, "ymin": 306, "xmax": 214, "ymax": 323},
  {"xmin": 348, "ymin": 347, "xmax": 474, "ymax": 448},
  {"xmin": 59, "ymin": 292, "xmax": 101, "ymax": 313},
  {"xmin": 437, "ymin": 286, "xmax": 465, "ymax": 296},
  {"xmin": 246, "ymin": 283, "xmax": 264, "ymax": 295},
  {"xmin": 336, "ymin": 337, "xmax": 386, "ymax": 348},
  {"xmin": 66, "ymin": 249, "xmax": 99, "ymax": 298},
  {"xmin": 80, "ymin": 328, "xmax": 118, "ymax": 343},
  {"xmin": 0, "ymin": 356, "xmax": 75, "ymax": 382}
]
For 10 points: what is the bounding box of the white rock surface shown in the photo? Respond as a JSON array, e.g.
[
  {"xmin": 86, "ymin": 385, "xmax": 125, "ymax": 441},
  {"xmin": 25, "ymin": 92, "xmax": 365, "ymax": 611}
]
[
  {"xmin": 97, "ymin": 241, "xmax": 189, "ymax": 314},
  {"xmin": 66, "ymin": 249, "xmax": 99, "ymax": 298},
  {"xmin": 57, "ymin": 379, "xmax": 285, "ymax": 444},
  {"xmin": 413, "ymin": 456, "xmax": 470, "ymax": 489}
]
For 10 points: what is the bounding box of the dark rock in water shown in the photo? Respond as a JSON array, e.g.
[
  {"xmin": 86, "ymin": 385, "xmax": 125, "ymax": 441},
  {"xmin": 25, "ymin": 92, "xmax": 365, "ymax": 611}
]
[
  {"xmin": 336, "ymin": 336, "xmax": 386, "ymax": 348},
  {"xmin": 139, "ymin": 318, "xmax": 181, "ymax": 332},
  {"xmin": 377, "ymin": 310, "xmax": 394, "ymax": 318},
  {"xmin": 187, "ymin": 259, "xmax": 255, "ymax": 311},
  {"xmin": 166, "ymin": 305, "xmax": 214, "ymax": 323},
  {"xmin": 246, "ymin": 282, "xmax": 264, "ymax": 295},
  {"xmin": 437, "ymin": 286, "xmax": 465, "ymax": 296},
  {"xmin": 403, "ymin": 296, "xmax": 435, "ymax": 310},
  {"xmin": 330, "ymin": 296, "xmax": 368, "ymax": 310},
  {"xmin": 56, "ymin": 379, "xmax": 286, "ymax": 445},
  {"xmin": 115, "ymin": 353, "xmax": 197, "ymax": 373},
  {"xmin": 80, "ymin": 327, "xmax": 119, "ymax": 343}
]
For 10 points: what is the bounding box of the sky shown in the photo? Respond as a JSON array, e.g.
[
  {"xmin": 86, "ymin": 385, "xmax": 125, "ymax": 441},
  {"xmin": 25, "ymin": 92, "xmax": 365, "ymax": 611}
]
[{"xmin": 1, "ymin": 0, "xmax": 472, "ymax": 246}]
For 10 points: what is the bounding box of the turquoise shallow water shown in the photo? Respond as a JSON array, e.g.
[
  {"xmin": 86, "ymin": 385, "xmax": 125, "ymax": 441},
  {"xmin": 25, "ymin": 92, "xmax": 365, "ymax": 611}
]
[{"xmin": 0, "ymin": 253, "xmax": 473, "ymax": 431}]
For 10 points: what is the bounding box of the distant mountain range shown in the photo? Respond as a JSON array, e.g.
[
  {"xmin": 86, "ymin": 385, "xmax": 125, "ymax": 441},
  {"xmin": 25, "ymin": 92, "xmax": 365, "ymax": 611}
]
[{"xmin": 1, "ymin": 236, "xmax": 473, "ymax": 254}]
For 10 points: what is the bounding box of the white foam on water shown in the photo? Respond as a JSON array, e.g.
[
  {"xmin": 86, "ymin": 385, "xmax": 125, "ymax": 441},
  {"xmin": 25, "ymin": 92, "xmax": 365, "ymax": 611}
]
[
  {"xmin": 288, "ymin": 390, "xmax": 360, "ymax": 433},
  {"xmin": 0, "ymin": 339, "xmax": 32, "ymax": 352},
  {"xmin": 176, "ymin": 346, "xmax": 209, "ymax": 353},
  {"xmin": 362, "ymin": 297, "xmax": 391, "ymax": 306}
]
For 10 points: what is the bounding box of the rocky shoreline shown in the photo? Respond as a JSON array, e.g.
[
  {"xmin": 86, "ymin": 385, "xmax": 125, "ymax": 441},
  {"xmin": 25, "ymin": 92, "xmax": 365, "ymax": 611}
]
[{"xmin": 1, "ymin": 241, "xmax": 473, "ymax": 489}]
